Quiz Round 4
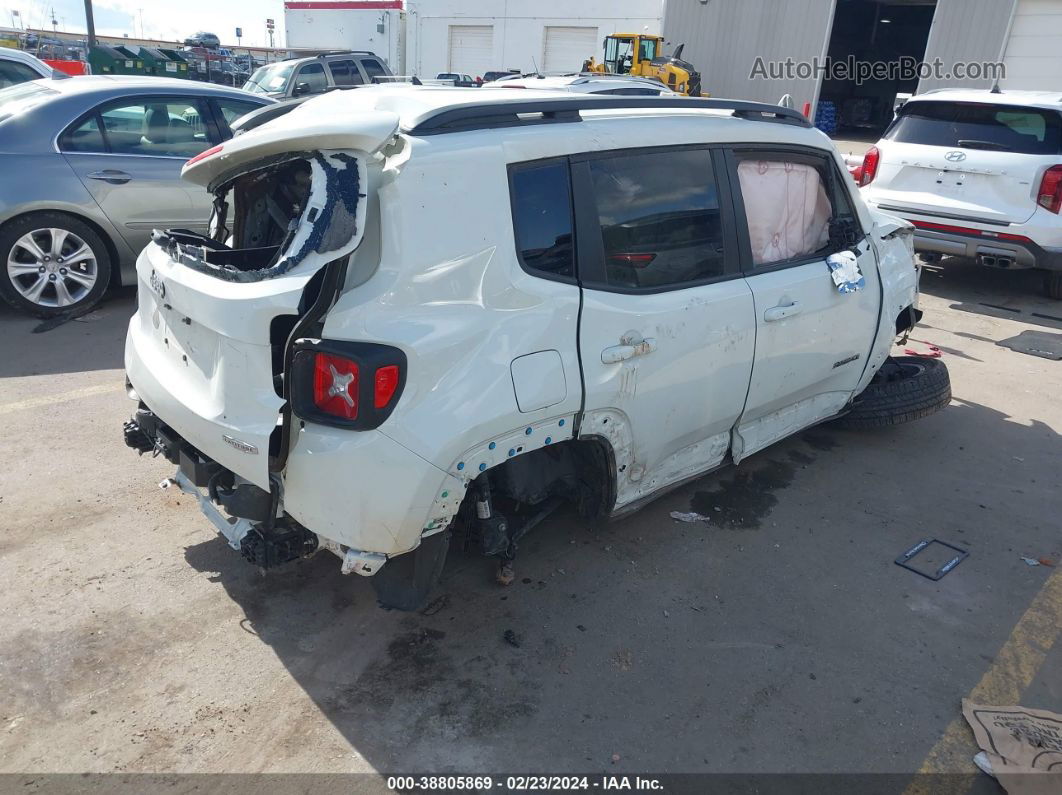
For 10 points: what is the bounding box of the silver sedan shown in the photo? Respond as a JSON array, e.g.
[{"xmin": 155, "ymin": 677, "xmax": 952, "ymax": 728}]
[{"xmin": 0, "ymin": 76, "xmax": 273, "ymax": 317}]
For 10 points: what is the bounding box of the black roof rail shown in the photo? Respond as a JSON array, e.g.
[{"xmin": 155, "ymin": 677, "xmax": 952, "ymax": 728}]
[
  {"xmin": 407, "ymin": 96, "xmax": 812, "ymax": 135},
  {"xmin": 316, "ymin": 50, "xmax": 377, "ymax": 58}
]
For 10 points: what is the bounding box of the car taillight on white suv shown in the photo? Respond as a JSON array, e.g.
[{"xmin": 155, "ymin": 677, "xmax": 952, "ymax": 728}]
[
  {"xmin": 1037, "ymin": 165, "xmax": 1062, "ymax": 214},
  {"xmin": 290, "ymin": 341, "xmax": 406, "ymax": 429},
  {"xmin": 858, "ymin": 145, "xmax": 880, "ymax": 188}
]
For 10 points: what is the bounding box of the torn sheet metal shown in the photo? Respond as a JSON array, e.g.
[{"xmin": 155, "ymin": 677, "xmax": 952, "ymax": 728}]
[
  {"xmin": 175, "ymin": 149, "xmax": 368, "ymax": 283},
  {"xmin": 827, "ymin": 250, "xmax": 866, "ymax": 293},
  {"xmin": 279, "ymin": 151, "xmax": 366, "ymax": 276}
]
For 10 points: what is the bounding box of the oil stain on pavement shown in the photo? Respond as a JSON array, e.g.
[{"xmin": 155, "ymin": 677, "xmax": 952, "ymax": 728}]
[{"xmin": 691, "ymin": 459, "xmax": 796, "ymax": 529}]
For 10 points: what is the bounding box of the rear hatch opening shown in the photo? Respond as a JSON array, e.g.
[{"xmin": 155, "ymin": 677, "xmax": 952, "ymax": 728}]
[{"xmin": 157, "ymin": 150, "xmax": 367, "ymax": 283}]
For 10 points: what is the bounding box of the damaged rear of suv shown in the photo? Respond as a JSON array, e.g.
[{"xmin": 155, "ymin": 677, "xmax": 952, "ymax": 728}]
[{"xmin": 124, "ymin": 88, "xmax": 945, "ymax": 610}]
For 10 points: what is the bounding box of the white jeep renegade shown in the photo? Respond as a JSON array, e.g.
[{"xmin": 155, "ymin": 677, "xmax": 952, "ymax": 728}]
[{"xmin": 123, "ymin": 87, "xmax": 946, "ymax": 609}]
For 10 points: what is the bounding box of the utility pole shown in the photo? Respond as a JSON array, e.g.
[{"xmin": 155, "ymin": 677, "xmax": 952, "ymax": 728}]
[{"xmin": 83, "ymin": 0, "xmax": 96, "ymax": 47}]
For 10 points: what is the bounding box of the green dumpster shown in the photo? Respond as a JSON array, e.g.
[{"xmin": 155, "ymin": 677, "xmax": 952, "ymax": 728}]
[
  {"xmin": 88, "ymin": 45, "xmax": 145, "ymax": 76},
  {"xmin": 157, "ymin": 48, "xmax": 190, "ymax": 78},
  {"xmin": 131, "ymin": 46, "xmax": 190, "ymax": 78}
]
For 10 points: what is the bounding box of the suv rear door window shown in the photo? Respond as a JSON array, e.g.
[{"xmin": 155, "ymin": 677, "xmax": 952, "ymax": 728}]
[
  {"xmin": 886, "ymin": 101, "xmax": 1062, "ymax": 155},
  {"xmin": 361, "ymin": 58, "xmax": 388, "ymax": 82},
  {"xmin": 509, "ymin": 160, "xmax": 574, "ymax": 279},
  {"xmin": 585, "ymin": 148, "xmax": 726, "ymax": 290},
  {"xmin": 328, "ymin": 59, "xmax": 364, "ymax": 86}
]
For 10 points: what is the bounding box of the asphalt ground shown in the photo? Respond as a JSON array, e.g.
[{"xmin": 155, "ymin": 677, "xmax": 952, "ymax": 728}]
[{"xmin": 1, "ymin": 256, "xmax": 1059, "ymax": 792}]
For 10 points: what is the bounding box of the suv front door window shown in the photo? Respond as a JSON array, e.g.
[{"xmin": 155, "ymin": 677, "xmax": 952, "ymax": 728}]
[
  {"xmin": 294, "ymin": 62, "xmax": 328, "ymax": 95},
  {"xmin": 573, "ymin": 146, "xmax": 756, "ymax": 506},
  {"xmin": 730, "ymin": 148, "xmax": 879, "ymax": 459}
]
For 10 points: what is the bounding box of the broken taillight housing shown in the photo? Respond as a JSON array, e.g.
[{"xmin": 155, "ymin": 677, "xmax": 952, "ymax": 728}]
[
  {"xmin": 1037, "ymin": 165, "xmax": 1062, "ymax": 214},
  {"xmin": 291, "ymin": 341, "xmax": 406, "ymax": 429}
]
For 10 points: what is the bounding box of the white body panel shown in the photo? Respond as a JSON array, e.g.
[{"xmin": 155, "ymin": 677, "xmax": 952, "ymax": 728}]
[
  {"xmin": 735, "ymin": 239, "xmax": 881, "ymax": 460},
  {"xmin": 579, "ymin": 279, "xmax": 756, "ymax": 509}
]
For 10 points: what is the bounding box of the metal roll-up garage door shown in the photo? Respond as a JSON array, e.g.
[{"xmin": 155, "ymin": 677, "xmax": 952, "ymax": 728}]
[
  {"xmin": 543, "ymin": 26, "xmax": 598, "ymax": 73},
  {"xmin": 448, "ymin": 25, "xmax": 494, "ymax": 76}
]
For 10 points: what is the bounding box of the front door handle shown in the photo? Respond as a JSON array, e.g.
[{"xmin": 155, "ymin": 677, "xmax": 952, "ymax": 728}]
[
  {"xmin": 764, "ymin": 302, "xmax": 801, "ymax": 322},
  {"xmin": 86, "ymin": 170, "xmax": 131, "ymax": 184},
  {"xmin": 602, "ymin": 332, "xmax": 657, "ymax": 364}
]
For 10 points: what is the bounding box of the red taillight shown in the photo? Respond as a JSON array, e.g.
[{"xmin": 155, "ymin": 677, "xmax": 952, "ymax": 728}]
[
  {"xmin": 186, "ymin": 143, "xmax": 223, "ymax": 167},
  {"xmin": 908, "ymin": 219, "xmax": 1033, "ymax": 244},
  {"xmin": 859, "ymin": 146, "xmax": 880, "ymax": 187},
  {"xmin": 374, "ymin": 365, "xmax": 400, "ymax": 409},
  {"xmin": 313, "ymin": 352, "xmax": 359, "ymax": 420},
  {"xmin": 1037, "ymin": 165, "xmax": 1062, "ymax": 214},
  {"xmin": 292, "ymin": 342, "xmax": 405, "ymax": 429}
]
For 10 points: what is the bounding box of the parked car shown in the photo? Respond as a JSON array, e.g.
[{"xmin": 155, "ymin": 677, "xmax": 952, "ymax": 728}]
[
  {"xmin": 0, "ymin": 76, "xmax": 273, "ymax": 317},
  {"xmin": 486, "ymin": 73, "xmax": 676, "ymax": 95},
  {"xmin": 243, "ymin": 52, "xmax": 393, "ymax": 100},
  {"xmin": 482, "ymin": 70, "xmax": 520, "ymax": 83},
  {"xmin": 436, "ymin": 72, "xmax": 478, "ymax": 87},
  {"xmin": 0, "ymin": 46, "xmax": 64, "ymax": 87},
  {"xmin": 859, "ymin": 89, "xmax": 1062, "ymax": 298},
  {"xmin": 183, "ymin": 32, "xmax": 220, "ymax": 49},
  {"xmin": 122, "ymin": 88, "xmax": 946, "ymax": 611}
]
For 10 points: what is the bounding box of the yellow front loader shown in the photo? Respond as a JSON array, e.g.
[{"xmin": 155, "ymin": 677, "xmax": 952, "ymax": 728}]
[{"xmin": 583, "ymin": 34, "xmax": 703, "ymax": 97}]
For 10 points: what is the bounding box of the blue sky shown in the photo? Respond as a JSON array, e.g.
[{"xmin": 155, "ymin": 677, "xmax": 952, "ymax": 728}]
[{"xmin": 3, "ymin": 0, "xmax": 287, "ymax": 47}]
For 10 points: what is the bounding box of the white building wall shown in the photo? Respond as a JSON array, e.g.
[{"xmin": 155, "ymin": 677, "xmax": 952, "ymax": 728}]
[
  {"xmin": 284, "ymin": 2, "xmax": 405, "ymax": 71},
  {"xmin": 407, "ymin": 0, "xmax": 662, "ymax": 77},
  {"xmin": 1000, "ymin": 0, "xmax": 1062, "ymax": 90}
]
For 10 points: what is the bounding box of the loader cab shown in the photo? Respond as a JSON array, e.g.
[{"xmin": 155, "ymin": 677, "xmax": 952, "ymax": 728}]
[{"xmin": 602, "ymin": 34, "xmax": 659, "ymax": 75}]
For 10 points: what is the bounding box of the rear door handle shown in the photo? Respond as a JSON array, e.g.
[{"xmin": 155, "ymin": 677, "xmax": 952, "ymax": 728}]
[
  {"xmin": 764, "ymin": 302, "xmax": 801, "ymax": 322},
  {"xmin": 86, "ymin": 170, "xmax": 131, "ymax": 184},
  {"xmin": 602, "ymin": 333, "xmax": 657, "ymax": 364}
]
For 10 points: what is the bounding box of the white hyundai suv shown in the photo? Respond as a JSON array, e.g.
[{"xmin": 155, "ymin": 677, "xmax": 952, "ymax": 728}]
[
  {"xmin": 123, "ymin": 87, "xmax": 946, "ymax": 610},
  {"xmin": 859, "ymin": 89, "xmax": 1062, "ymax": 298}
]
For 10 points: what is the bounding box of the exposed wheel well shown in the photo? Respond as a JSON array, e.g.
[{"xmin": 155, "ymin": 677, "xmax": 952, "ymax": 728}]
[
  {"xmin": 896, "ymin": 305, "xmax": 923, "ymax": 335},
  {"xmin": 454, "ymin": 435, "xmax": 616, "ymax": 554},
  {"xmin": 0, "ymin": 210, "xmax": 124, "ymax": 287}
]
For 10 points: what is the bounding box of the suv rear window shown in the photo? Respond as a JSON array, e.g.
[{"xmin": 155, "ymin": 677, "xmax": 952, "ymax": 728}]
[{"xmin": 886, "ymin": 101, "xmax": 1062, "ymax": 155}]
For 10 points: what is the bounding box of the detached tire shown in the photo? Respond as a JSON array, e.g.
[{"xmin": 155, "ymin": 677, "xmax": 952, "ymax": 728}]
[
  {"xmin": 1045, "ymin": 271, "xmax": 1062, "ymax": 300},
  {"xmin": 837, "ymin": 356, "xmax": 951, "ymax": 430},
  {"xmin": 371, "ymin": 530, "xmax": 450, "ymax": 611}
]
